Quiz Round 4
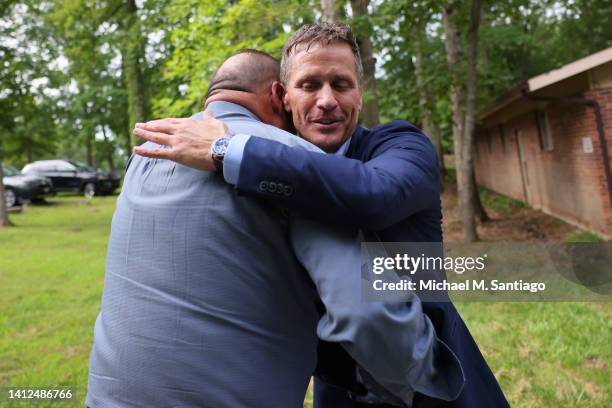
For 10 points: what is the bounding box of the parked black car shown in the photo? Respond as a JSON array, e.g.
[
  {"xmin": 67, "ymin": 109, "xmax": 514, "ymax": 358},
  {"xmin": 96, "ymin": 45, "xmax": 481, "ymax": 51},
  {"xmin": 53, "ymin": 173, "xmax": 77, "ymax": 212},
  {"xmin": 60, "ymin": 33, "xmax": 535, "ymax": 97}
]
[
  {"xmin": 2, "ymin": 164, "xmax": 55, "ymax": 207},
  {"xmin": 21, "ymin": 160, "xmax": 120, "ymax": 198}
]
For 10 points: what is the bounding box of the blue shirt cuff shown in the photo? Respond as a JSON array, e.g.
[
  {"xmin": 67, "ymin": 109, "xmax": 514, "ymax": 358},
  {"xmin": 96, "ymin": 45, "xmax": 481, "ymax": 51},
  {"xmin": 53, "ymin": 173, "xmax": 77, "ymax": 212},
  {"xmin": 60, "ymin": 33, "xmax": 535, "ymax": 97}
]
[{"xmin": 223, "ymin": 133, "xmax": 251, "ymax": 185}]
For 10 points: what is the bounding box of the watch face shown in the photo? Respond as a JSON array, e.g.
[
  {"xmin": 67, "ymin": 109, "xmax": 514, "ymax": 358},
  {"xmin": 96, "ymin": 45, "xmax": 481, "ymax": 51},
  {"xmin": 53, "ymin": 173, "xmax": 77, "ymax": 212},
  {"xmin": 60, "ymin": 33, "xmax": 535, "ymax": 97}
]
[{"xmin": 213, "ymin": 137, "xmax": 230, "ymax": 156}]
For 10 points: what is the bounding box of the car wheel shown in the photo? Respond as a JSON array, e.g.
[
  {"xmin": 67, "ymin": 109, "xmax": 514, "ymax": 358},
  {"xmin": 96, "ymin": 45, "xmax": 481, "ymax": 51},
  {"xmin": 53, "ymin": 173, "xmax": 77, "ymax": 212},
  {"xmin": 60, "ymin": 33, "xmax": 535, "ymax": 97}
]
[
  {"xmin": 4, "ymin": 188, "xmax": 17, "ymax": 208},
  {"xmin": 83, "ymin": 183, "xmax": 96, "ymax": 199}
]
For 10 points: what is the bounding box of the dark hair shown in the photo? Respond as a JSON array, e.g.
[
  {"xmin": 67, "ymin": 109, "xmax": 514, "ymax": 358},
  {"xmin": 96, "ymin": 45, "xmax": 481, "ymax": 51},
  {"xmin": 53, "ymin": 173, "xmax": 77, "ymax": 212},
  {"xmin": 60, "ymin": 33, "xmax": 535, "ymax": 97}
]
[
  {"xmin": 205, "ymin": 49, "xmax": 280, "ymax": 100},
  {"xmin": 280, "ymin": 23, "xmax": 363, "ymax": 86}
]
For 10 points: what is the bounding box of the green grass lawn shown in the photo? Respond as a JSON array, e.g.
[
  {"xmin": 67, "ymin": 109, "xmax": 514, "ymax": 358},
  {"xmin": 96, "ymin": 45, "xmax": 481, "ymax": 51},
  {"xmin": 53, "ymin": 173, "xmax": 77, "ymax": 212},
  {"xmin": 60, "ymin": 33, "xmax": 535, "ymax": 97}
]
[{"xmin": 0, "ymin": 197, "xmax": 610, "ymax": 407}]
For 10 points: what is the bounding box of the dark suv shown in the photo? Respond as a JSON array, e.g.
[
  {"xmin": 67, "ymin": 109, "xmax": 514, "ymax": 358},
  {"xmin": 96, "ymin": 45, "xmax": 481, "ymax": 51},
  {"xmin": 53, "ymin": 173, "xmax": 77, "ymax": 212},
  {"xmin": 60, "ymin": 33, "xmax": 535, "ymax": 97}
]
[
  {"xmin": 2, "ymin": 164, "xmax": 54, "ymax": 207},
  {"xmin": 22, "ymin": 160, "xmax": 120, "ymax": 197}
]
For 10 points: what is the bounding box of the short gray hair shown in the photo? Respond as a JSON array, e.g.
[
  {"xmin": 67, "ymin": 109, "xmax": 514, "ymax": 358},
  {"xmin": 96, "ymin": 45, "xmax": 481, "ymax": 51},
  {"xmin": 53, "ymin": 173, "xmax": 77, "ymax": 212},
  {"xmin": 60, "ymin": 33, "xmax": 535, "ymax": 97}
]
[{"xmin": 280, "ymin": 23, "xmax": 363, "ymax": 86}]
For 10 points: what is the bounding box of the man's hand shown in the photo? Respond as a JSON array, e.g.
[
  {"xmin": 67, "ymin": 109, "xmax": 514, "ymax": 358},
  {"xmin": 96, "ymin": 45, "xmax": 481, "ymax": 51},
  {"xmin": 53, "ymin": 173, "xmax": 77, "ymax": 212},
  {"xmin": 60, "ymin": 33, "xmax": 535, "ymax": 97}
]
[{"xmin": 133, "ymin": 110, "xmax": 229, "ymax": 172}]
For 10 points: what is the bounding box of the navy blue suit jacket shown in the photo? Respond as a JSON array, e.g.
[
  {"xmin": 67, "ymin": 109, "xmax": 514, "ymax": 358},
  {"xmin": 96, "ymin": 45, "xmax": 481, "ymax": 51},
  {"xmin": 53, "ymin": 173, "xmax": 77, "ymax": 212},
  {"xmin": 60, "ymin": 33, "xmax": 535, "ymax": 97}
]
[{"xmin": 234, "ymin": 120, "xmax": 509, "ymax": 407}]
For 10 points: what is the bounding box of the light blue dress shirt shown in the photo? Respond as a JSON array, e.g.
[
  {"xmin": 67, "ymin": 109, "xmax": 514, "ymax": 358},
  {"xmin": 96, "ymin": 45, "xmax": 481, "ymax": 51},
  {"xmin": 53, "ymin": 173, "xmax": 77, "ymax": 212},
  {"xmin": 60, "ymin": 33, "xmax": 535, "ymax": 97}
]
[{"xmin": 223, "ymin": 123, "xmax": 349, "ymax": 184}]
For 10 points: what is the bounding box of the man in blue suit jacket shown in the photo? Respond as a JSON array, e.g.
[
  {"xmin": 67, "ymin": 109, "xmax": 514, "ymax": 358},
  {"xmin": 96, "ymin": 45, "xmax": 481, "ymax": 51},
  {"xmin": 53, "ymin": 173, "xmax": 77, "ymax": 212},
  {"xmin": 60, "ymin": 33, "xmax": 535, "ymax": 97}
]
[{"xmin": 135, "ymin": 23, "xmax": 508, "ymax": 408}]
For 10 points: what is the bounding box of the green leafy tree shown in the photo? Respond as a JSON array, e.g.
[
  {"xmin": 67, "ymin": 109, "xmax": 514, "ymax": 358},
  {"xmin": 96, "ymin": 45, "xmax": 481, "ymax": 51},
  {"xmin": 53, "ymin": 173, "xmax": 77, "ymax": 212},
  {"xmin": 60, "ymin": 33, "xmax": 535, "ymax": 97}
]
[
  {"xmin": 0, "ymin": 1, "xmax": 63, "ymax": 169},
  {"xmin": 154, "ymin": 0, "xmax": 313, "ymax": 118}
]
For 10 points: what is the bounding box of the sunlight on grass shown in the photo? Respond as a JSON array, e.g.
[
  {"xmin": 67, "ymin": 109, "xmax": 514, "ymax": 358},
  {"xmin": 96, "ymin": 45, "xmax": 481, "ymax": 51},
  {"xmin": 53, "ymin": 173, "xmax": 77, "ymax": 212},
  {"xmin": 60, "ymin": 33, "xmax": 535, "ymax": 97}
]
[
  {"xmin": 456, "ymin": 302, "xmax": 611, "ymax": 407},
  {"xmin": 0, "ymin": 197, "xmax": 114, "ymax": 407}
]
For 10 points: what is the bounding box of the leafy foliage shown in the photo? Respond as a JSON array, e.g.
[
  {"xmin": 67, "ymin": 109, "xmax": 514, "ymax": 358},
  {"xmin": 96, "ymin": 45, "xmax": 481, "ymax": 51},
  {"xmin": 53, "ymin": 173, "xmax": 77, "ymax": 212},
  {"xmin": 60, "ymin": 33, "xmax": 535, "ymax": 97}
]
[
  {"xmin": 153, "ymin": 0, "xmax": 313, "ymax": 117},
  {"xmin": 0, "ymin": 1, "xmax": 63, "ymax": 167},
  {"xmin": 1, "ymin": 0, "xmax": 610, "ymax": 165}
]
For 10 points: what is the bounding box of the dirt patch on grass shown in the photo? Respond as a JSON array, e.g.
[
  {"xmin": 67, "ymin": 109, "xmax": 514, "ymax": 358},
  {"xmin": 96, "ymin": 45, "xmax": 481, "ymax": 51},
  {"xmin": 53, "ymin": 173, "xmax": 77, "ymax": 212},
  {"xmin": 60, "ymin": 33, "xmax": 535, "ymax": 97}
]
[{"xmin": 581, "ymin": 356, "xmax": 608, "ymax": 370}]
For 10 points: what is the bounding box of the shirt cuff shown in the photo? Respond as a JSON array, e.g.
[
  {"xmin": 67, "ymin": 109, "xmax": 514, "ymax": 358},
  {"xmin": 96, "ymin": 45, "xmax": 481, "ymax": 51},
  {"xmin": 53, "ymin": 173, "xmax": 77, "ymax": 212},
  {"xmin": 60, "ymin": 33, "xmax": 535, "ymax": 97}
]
[{"xmin": 223, "ymin": 133, "xmax": 251, "ymax": 185}]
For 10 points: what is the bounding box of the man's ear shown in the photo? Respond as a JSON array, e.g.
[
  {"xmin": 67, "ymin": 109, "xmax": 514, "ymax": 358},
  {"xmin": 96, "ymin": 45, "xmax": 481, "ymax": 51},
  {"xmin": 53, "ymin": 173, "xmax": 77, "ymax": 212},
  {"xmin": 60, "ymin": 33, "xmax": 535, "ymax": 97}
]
[
  {"xmin": 269, "ymin": 81, "xmax": 285, "ymax": 113},
  {"xmin": 272, "ymin": 81, "xmax": 291, "ymax": 112}
]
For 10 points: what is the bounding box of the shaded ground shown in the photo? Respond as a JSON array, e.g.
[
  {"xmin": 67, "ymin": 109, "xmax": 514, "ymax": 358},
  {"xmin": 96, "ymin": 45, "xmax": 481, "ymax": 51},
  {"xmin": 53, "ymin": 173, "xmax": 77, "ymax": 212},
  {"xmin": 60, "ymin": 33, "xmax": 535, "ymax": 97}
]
[{"xmin": 441, "ymin": 178, "xmax": 595, "ymax": 243}]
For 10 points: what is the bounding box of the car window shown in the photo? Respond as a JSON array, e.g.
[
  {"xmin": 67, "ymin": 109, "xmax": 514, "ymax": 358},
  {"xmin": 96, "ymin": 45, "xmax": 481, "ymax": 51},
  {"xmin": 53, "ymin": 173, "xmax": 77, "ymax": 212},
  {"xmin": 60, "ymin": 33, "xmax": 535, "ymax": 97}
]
[
  {"xmin": 70, "ymin": 161, "xmax": 95, "ymax": 172},
  {"xmin": 55, "ymin": 161, "xmax": 76, "ymax": 172},
  {"xmin": 2, "ymin": 165, "xmax": 21, "ymax": 177},
  {"xmin": 23, "ymin": 163, "xmax": 47, "ymax": 173}
]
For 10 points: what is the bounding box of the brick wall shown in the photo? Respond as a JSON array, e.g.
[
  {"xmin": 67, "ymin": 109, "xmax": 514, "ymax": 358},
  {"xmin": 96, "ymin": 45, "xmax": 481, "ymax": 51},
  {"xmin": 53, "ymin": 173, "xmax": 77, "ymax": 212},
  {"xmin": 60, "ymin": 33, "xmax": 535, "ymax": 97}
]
[
  {"xmin": 585, "ymin": 87, "xmax": 612, "ymax": 234},
  {"xmin": 474, "ymin": 86, "xmax": 612, "ymax": 235},
  {"xmin": 474, "ymin": 124, "xmax": 525, "ymax": 202}
]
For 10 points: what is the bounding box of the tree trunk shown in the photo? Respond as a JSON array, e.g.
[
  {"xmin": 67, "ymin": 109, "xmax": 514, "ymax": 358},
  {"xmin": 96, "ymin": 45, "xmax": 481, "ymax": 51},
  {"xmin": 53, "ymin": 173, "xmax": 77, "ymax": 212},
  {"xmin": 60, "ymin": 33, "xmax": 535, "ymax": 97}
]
[
  {"xmin": 86, "ymin": 135, "xmax": 93, "ymax": 166},
  {"xmin": 442, "ymin": 1, "xmax": 464, "ymax": 147},
  {"xmin": 413, "ymin": 26, "xmax": 445, "ymax": 178},
  {"xmin": 101, "ymin": 125, "xmax": 116, "ymax": 172},
  {"xmin": 472, "ymin": 168, "xmax": 489, "ymax": 222},
  {"xmin": 429, "ymin": 104, "xmax": 446, "ymax": 177},
  {"xmin": 320, "ymin": 0, "xmax": 340, "ymax": 23},
  {"xmin": 350, "ymin": 0, "xmax": 379, "ymax": 128},
  {"xmin": 443, "ymin": 0, "xmax": 481, "ymax": 242},
  {"xmin": 0, "ymin": 161, "xmax": 14, "ymax": 227},
  {"xmin": 443, "ymin": 0, "xmax": 468, "ymax": 237},
  {"xmin": 461, "ymin": 0, "xmax": 482, "ymax": 238},
  {"xmin": 123, "ymin": 0, "xmax": 147, "ymax": 146},
  {"xmin": 82, "ymin": 94, "xmax": 94, "ymax": 166},
  {"xmin": 443, "ymin": 1, "xmax": 465, "ymax": 180}
]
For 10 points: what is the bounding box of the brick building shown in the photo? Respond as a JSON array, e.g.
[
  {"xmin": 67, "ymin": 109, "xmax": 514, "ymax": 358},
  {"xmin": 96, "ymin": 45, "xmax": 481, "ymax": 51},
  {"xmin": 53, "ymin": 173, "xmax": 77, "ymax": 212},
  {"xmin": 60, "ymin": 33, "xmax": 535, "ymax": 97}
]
[{"xmin": 474, "ymin": 47, "xmax": 612, "ymax": 236}]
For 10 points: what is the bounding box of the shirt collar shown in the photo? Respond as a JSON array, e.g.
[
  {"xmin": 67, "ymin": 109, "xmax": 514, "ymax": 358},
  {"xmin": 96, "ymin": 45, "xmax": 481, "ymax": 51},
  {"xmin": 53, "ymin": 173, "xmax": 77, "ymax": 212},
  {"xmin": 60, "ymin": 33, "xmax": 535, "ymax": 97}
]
[
  {"xmin": 335, "ymin": 136, "xmax": 352, "ymax": 156},
  {"xmin": 206, "ymin": 101, "xmax": 260, "ymax": 121}
]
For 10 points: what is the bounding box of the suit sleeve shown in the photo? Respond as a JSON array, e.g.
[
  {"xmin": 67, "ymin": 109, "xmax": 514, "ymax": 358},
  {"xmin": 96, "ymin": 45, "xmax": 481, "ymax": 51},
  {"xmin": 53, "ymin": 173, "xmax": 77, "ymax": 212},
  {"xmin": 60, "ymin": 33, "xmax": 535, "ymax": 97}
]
[
  {"xmin": 233, "ymin": 121, "xmax": 440, "ymax": 231},
  {"xmin": 288, "ymin": 218, "xmax": 464, "ymax": 404}
]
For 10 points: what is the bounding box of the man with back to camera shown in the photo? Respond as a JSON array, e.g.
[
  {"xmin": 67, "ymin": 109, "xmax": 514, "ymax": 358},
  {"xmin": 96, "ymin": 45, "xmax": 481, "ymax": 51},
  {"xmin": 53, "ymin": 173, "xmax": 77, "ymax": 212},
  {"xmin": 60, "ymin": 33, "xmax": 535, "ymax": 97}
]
[
  {"xmin": 87, "ymin": 49, "xmax": 464, "ymax": 408},
  {"xmin": 135, "ymin": 23, "xmax": 509, "ymax": 407}
]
